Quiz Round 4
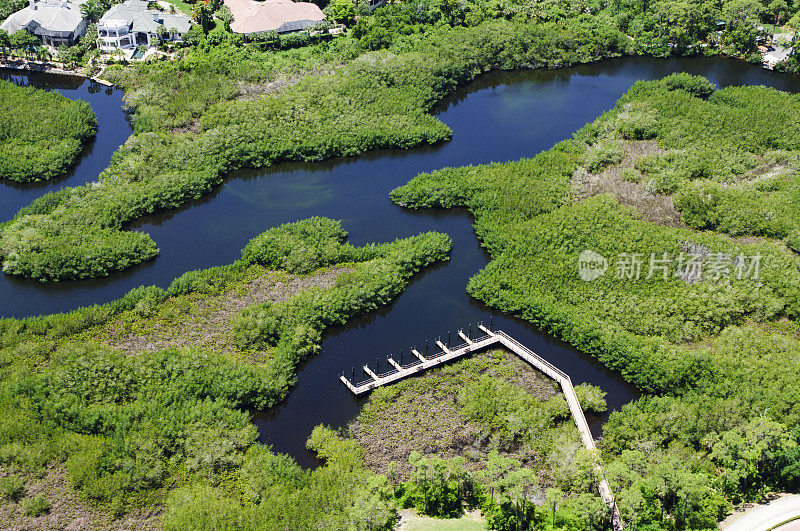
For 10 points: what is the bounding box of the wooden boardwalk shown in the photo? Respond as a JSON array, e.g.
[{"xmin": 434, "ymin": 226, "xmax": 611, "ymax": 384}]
[{"xmin": 340, "ymin": 325, "xmax": 623, "ymax": 530}]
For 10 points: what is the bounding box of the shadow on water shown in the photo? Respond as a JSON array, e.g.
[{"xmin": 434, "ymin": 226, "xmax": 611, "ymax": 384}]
[{"xmin": 4, "ymin": 56, "xmax": 800, "ymax": 465}]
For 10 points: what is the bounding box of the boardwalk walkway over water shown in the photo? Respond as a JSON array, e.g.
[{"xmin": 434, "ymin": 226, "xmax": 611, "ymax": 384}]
[{"xmin": 339, "ymin": 324, "xmax": 624, "ymax": 530}]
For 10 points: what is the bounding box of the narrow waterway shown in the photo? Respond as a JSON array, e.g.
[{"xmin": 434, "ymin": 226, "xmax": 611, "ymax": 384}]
[
  {"xmin": 0, "ymin": 69, "xmax": 132, "ymax": 223},
  {"xmin": 2, "ymin": 56, "xmax": 798, "ymax": 466}
]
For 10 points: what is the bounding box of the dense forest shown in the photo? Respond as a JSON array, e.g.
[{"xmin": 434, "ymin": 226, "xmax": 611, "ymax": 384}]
[
  {"xmin": 0, "ymin": 79, "xmax": 96, "ymax": 183},
  {"xmin": 392, "ymin": 73, "xmax": 800, "ymax": 528}
]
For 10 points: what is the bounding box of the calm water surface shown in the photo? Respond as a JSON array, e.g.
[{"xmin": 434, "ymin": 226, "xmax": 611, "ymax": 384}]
[
  {"xmin": 2, "ymin": 57, "xmax": 798, "ymax": 465},
  {"xmin": 0, "ymin": 70, "xmax": 131, "ymax": 222}
]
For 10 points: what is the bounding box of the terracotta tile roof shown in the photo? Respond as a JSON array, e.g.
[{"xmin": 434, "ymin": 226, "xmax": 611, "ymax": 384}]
[{"xmin": 225, "ymin": 0, "xmax": 325, "ymax": 34}]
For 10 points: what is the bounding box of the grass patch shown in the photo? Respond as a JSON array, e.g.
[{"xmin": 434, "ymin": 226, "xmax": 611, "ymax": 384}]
[{"xmin": 402, "ymin": 511, "xmax": 487, "ymax": 530}]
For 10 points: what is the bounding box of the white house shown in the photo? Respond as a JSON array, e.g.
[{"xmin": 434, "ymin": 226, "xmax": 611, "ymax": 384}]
[
  {"xmin": 96, "ymin": 0, "xmax": 192, "ymax": 50},
  {"xmin": 0, "ymin": 0, "xmax": 87, "ymax": 47}
]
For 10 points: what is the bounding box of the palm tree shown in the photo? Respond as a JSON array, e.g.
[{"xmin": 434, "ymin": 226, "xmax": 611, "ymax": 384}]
[
  {"xmin": 191, "ymin": 3, "xmax": 213, "ymax": 31},
  {"xmin": 35, "ymin": 45, "xmax": 52, "ymax": 62},
  {"xmin": 156, "ymin": 24, "xmax": 169, "ymax": 40},
  {"xmin": 0, "ymin": 30, "xmax": 10, "ymax": 59},
  {"xmin": 80, "ymin": 0, "xmax": 104, "ymax": 23}
]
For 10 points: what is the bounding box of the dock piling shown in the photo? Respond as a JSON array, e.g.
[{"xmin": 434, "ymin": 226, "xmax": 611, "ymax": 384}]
[{"xmin": 336, "ymin": 328, "xmax": 621, "ymax": 529}]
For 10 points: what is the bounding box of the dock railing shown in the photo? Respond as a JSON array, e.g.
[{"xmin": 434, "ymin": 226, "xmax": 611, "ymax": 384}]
[{"xmin": 338, "ymin": 323, "xmax": 623, "ymax": 529}]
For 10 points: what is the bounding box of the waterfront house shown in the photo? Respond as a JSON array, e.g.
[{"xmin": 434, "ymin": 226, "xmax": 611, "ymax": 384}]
[
  {"xmin": 96, "ymin": 0, "xmax": 192, "ymax": 51},
  {"xmin": 225, "ymin": 0, "xmax": 325, "ymax": 35},
  {"xmin": 0, "ymin": 0, "xmax": 87, "ymax": 47}
]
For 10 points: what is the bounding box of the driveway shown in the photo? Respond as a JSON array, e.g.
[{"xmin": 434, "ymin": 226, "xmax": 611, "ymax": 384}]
[{"xmin": 724, "ymin": 495, "xmax": 800, "ymax": 531}]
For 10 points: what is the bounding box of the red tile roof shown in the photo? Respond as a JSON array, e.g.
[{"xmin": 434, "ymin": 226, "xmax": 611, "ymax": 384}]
[{"xmin": 225, "ymin": 0, "xmax": 325, "ymax": 34}]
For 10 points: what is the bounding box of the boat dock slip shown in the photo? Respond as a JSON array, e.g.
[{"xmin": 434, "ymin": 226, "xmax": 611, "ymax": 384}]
[
  {"xmin": 338, "ymin": 324, "xmax": 623, "ymax": 530},
  {"xmin": 339, "ymin": 325, "xmax": 567, "ymax": 396}
]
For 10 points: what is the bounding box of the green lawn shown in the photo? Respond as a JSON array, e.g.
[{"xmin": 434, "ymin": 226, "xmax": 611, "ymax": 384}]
[
  {"xmin": 402, "ymin": 513, "xmax": 487, "ymax": 530},
  {"xmin": 157, "ymin": 0, "xmax": 194, "ymax": 17}
]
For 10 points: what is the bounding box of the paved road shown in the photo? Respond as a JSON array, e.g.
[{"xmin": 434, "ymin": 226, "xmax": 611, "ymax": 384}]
[
  {"xmin": 775, "ymin": 520, "xmax": 800, "ymax": 531},
  {"xmin": 724, "ymin": 495, "xmax": 800, "ymax": 531}
]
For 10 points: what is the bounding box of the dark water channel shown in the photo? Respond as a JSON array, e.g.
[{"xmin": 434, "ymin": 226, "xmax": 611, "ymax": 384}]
[
  {"xmin": 3, "ymin": 57, "xmax": 799, "ymax": 466},
  {"xmin": 0, "ymin": 69, "xmax": 131, "ymax": 223}
]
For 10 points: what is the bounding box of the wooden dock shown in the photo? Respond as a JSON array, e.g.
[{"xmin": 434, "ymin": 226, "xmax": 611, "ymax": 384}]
[{"xmin": 339, "ymin": 325, "xmax": 623, "ymax": 530}]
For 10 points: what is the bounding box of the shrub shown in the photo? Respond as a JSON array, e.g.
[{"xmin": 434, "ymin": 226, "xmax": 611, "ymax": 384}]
[
  {"xmin": 661, "ymin": 72, "xmax": 716, "ymax": 98},
  {"xmin": 584, "ymin": 140, "xmax": 624, "ymax": 173},
  {"xmin": 617, "ymin": 105, "xmax": 659, "ymax": 140},
  {"xmin": 574, "ymin": 383, "xmax": 607, "ymax": 414},
  {"xmin": 673, "ymin": 182, "xmax": 723, "ymax": 230},
  {"xmin": 643, "ymin": 168, "xmax": 682, "ymax": 194},
  {"xmin": 0, "ymin": 476, "xmax": 25, "ymax": 502},
  {"xmin": 786, "ymin": 230, "xmax": 800, "ymax": 253},
  {"xmin": 0, "ymin": 80, "xmax": 97, "ymax": 183},
  {"xmin": 621, "ymin": 168, "xmax": 640, "ymax": 182},
  {"xmin": 241, "ymin": 217, "xmax": 353, "ymax": 273},
  {"xmin": 22, "ymin": 494, "xmax": 49, "ymax": 516},
  {"xmin": 162, "ymin": 484, "xmax": 247, "ymax": 531}
]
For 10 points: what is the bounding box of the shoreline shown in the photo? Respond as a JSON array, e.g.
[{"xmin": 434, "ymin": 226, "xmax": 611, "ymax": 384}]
[{"xmin": 0, "ymin": 58, "xmax": 113, "ymax": 86}]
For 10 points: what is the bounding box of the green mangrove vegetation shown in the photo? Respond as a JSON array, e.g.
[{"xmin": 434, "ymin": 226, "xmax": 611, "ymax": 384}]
[
  {"xmin": 0, "ymin": 18, "xmax": 629, "ymax": 281},
  {"xmin": 0, "ymin": 217, "xmax": 450, "ymax": 526},
  {"xmin": 7, "ymin": 0, "xmax": 800, "ymax": 282},
  {"xmin": 4, "ymin": 0, "xmax": 800, "ymax": 519},
  {"xmin": 0, "ymin": 79, "xmax": 96, "ymax": 183},
  {"xmin": 145, "ymin": 348, "xmax": 615, "ymax": 530},
  {"xmin": 352, "ymin": 350, "xmax": 613, "ymax": 530},
  {"xmin": 391, "ymin": 74, "xmax": 800, "ymax": 528}
]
